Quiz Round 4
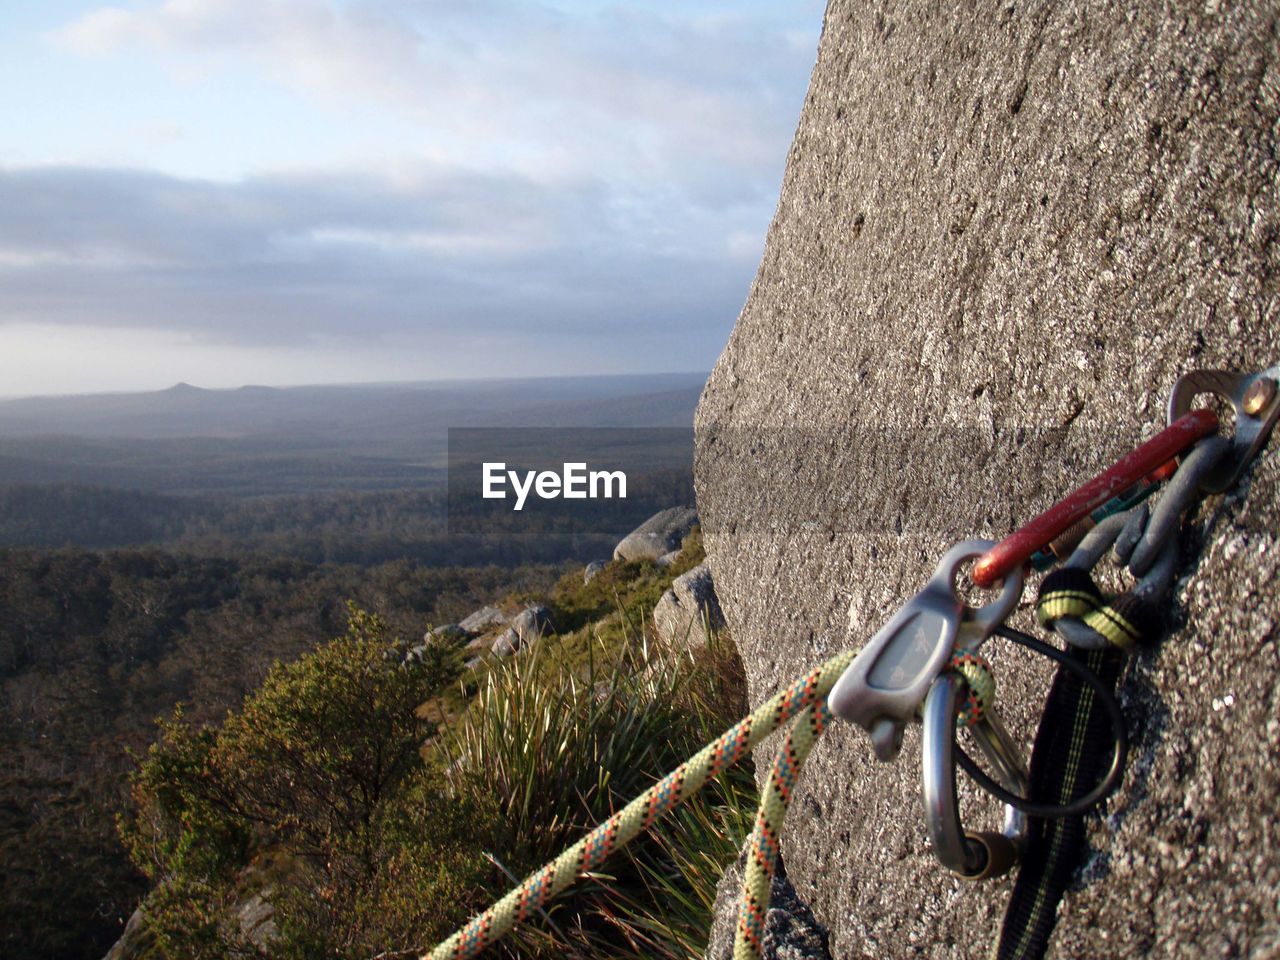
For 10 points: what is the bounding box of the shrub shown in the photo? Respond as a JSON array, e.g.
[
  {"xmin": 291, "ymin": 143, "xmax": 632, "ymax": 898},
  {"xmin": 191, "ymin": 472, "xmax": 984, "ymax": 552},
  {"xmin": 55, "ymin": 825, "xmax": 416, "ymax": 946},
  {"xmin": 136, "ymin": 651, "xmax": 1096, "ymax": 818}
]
[
  {"xmin": 119, "ymin": 604, "xmax": 496, "ymax": 958},
  {"xmin": 441, "ymin": 623, "xmax": 755, "ymax": 959}
]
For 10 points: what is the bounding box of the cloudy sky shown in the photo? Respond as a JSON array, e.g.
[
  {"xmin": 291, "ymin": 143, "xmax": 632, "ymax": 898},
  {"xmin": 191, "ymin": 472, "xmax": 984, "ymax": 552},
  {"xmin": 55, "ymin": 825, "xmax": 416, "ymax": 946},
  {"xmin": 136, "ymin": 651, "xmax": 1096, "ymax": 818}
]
[{"xmin": 0, "ymin": 1, "xmax": 823, "ymax": 397}]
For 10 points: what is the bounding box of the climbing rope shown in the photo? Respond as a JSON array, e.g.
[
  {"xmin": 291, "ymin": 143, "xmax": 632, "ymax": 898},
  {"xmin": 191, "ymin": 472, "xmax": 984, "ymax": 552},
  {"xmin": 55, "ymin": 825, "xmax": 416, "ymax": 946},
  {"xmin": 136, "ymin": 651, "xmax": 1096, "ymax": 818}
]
[
  {"xmin": 423, "ymin": 366, "xmax": 1278, "ymax": 960},
  {"xmin": 424, "ymin": 651, "xmax": 854, "ymax": 960},
  {"xmin": 734, "ymin": 703, "xmax": 831, "ymax": 959}
]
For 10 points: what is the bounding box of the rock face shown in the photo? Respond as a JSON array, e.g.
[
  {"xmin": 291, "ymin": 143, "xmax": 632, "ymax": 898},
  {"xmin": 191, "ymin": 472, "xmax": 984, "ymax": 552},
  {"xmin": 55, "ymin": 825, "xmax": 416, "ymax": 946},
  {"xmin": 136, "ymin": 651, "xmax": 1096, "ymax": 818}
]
[
  {"xmin": 653, "ymin": 563, "xmax": 724, "ymax": 647},
  {"xmin": 706, "ymin": 853, "xmax": 831, "ymax": 960},
  {"xmin": 458, "ymin": 605, "xmax": 508, "ymax": 634},
  {"xmin": 694, "ymin": 2, "xmax": 1280, "ymax": 958},
  {"xmin": 491, "ymin": 604, "xmax": 555, "ymax": 657},
  {"xmin": 613, "ymin": 506, "xmax": 699, "ymax": 561}
]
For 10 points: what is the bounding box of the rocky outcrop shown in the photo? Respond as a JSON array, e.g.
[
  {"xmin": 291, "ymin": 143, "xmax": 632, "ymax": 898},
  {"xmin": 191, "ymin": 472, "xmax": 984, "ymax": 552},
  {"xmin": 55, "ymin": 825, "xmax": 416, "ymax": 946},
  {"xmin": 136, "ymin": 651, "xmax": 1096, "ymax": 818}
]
[
  {"xmin": 491, "ymin": 604, "xmax": 555, "ymax": 657},
  {"xmin": 405, "ymin": 624, "xmax": 468, "ymax": 663},
  {"xmin": 101, "ymin": 905, "xmax": 151, "ymax": 960},
  {"xmin": 230, "ymin": 888, "xmax": 277, "ymax": 951},
  {"xmin": 694, "ymin": 2, "xmax": 1280, "ymax": 958},
  {"xmin": 458, "ymin": 605, "xmax": 508, "ymax": 634},
  {"xmin": 583, "ymin": 560, "xmax": 607, "ymax": 583},
  {"xmin": 653, "ymin": 563, "xmax": 723, "ymax": 648},
  {"xmin": 706, "ymin": 852, "xmax": 831, "ymax": 960},
  {"xmin": 102, "ymin": 868, "xmax": 279, "ymax": 960},
  {"xmin": 613, "ymin": 506, "xmax": 698, "ymax": 562}
]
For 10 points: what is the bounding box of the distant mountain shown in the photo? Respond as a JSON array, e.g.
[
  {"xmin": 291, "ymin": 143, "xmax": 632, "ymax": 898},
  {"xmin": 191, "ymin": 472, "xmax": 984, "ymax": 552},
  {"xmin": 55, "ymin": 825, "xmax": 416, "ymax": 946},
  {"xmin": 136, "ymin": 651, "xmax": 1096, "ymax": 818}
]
[
  {"xmin": 0, "ymin": 373, "xmax": 705, "ymax": 495},
  {"xmin": 0, "ymin": 373, "xmax": 705, "ymax": 440}
]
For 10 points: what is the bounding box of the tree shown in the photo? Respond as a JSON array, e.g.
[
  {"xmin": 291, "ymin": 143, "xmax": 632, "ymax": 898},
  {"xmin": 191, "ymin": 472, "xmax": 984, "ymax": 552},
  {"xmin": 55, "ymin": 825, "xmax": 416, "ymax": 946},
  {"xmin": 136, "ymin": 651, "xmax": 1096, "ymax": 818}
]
[{"xmin": 119, "ymin": 604, "xmax": 493, "ymax": 958}]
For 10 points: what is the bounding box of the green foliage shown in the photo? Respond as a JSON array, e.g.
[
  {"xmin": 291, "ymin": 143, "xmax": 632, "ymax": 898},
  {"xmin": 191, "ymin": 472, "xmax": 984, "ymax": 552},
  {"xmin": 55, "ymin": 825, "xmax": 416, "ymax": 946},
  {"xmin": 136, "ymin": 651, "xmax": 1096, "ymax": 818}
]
[
  {"xmin": 9, "ymin": 524, "xmax": 743, "ymax": 960},
  {"xmin": 120, "ymin": 606, "xmax": 499, "ymax": 958},
  {"xmin": 441, "ymin": 583, "xmax": 754, "ymax": 960},
  {"xmin": 0, "ymin": 551, "xmax": 558, "ymax": 960}
]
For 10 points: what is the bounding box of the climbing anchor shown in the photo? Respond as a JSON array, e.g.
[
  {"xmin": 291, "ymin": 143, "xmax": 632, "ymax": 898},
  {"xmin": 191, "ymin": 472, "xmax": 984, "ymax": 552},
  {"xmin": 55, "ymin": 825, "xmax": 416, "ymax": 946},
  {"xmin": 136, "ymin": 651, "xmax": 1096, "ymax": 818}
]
[{"xmin": 422, "ymin": 364, "xmax": 1279, "ymax": 960}]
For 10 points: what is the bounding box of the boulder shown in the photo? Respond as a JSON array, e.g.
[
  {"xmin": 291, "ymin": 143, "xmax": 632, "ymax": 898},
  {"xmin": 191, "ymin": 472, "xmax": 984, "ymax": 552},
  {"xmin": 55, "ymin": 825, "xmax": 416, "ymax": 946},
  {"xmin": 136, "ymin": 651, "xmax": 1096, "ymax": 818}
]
[
  {"xmin": 583, "ymin": 560, "xmax": 607, "ymax": 584},
  {"xmin": 491, "ymin": 630, "xmax": 518, "ymax": 657},
  {"xmin": 458, "ymin": 605, "xmax": 508, "ymax": 634},
  {"xmin": 654, "ymin": 549, "xmax": 682, "ymax": 568},
  {"xmin": 613, "ymin": 506, "xmax": 698, "ymax": 562},
  {"xmin": 694, "ymin": 2, "xmax": 1280, "ymax": 958},
  {"xmin": 231, "ymin": 888, "xmax": 277, "ymax": 951},
  {"xmin": 102, "ymin": 867, "xmax": 279, "ymax": 960},
  {"xmin": 706, "ymin": 850, "xmax": 830, "ymax": 960},
  {"xmin": 491, "ymin": 604, "xmax": 555, "ymax": 657},
  {"xmin": 101, "ymin": 905, "xmax": 151, "ymax": 960},
  {"xmin": 653, "ymin": 563, "xmax": 723, "ymax": 647}
]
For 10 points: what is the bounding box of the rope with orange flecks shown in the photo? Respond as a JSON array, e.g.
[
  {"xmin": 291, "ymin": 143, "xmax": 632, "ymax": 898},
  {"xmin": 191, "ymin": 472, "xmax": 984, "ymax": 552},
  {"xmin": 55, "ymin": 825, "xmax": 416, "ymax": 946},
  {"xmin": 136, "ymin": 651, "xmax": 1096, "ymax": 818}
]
[{"xmin": 424, "ymin": 649, "xmax": 855, "ymax": 960}]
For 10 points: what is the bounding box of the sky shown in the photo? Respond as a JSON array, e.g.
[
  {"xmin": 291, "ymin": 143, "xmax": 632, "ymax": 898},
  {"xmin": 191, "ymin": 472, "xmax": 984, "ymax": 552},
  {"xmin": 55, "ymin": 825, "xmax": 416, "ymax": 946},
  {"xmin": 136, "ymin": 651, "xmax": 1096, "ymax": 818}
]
[{"xmin": 0, "ymin": 0, "xmax": 825, "ymax": 397}]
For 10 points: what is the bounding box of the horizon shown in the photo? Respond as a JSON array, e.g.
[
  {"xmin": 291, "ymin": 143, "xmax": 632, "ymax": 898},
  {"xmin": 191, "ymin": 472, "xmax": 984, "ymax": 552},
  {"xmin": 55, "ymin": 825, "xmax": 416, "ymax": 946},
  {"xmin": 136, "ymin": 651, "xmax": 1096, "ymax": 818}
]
[
  {"xmin": 0, "ymin": 2, "xmax": 823, "ymax": 396},
  {"xmin": 0, "ymin": 367, "xmax": 711, "ymax": 404}
]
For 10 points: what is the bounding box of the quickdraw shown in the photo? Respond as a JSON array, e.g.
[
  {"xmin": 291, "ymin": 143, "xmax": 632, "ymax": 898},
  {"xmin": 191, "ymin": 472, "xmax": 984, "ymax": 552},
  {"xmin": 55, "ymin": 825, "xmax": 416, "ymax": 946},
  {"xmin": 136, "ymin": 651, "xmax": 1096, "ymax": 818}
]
[{"xmin": 423, "ymin": 364, "xmax": 1279, "ymax": 960}]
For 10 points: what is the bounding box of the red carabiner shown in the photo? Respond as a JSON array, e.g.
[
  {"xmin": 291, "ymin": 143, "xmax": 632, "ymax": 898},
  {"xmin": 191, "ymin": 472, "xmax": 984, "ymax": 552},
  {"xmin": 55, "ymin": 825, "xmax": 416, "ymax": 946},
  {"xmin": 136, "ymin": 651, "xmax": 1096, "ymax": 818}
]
[{"xmin": 972, "ymin": 408, "xmax": 1219, "ymax": 589}]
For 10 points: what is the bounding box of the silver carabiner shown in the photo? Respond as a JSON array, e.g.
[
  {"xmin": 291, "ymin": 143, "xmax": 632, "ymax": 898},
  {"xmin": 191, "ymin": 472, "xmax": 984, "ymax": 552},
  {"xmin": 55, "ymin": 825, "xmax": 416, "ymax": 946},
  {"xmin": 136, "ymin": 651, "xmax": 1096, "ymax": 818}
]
[
  {"xmin": 921, "ymin": 675, "xmax": 1027, "ymax": 879},
  {"xmin": 827, "ymin": 539, "xmax": 1024, "ymax": 761}
]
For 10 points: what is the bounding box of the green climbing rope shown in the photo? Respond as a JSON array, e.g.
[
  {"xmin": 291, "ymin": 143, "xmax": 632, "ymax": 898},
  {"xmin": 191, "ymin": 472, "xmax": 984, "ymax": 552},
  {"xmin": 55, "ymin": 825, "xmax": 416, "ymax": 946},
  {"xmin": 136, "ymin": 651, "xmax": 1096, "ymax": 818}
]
[
  {"xmin": 733, "ymin": 702, "xmax": 830, "ymax": 959},
  {"xmin": 424, "ymin": 649, "xmax": 855, "ymax": 960}
]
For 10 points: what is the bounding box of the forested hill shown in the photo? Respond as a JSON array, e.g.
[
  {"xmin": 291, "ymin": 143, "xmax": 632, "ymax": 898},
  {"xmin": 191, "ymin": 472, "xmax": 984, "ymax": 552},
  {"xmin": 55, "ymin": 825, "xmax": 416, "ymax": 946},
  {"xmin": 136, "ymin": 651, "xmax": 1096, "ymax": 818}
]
[
  {"xmin": 0, "ymin": 546, "xmax": 563, "ymax": 960},
  {"xmin": 0, "ymin": 373, "xmax": 705, "ymax": 495},
  {"xmin": 0, "ymin": 371, "xmax": 705, "ymax": 958},
  {"xmin": 0, "ymin": 473, "xmax": 695, "ymax": 565}
]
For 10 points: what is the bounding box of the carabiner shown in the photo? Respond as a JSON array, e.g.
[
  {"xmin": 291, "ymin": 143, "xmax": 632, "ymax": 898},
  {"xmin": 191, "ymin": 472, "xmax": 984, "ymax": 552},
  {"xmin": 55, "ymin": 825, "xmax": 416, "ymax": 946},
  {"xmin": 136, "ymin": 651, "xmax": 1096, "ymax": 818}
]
[
  {"xmin": 921, "ymin": 674, "xmax": 1027, "ymax": 879},
  {"xmin": 1166, "ymin": 363, "xmax": 1280, "ymax": 494},
  {"xmin": 827, "ymin": 539, "xmax": 1023, "ymax": 761}
]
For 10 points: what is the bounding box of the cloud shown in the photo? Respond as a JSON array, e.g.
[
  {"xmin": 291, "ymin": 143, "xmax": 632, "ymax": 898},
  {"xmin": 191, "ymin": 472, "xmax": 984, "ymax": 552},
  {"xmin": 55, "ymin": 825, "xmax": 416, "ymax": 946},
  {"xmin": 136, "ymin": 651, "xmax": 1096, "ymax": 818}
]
[
  {"xmin": 0, "ymin": 162, "xmax": 756, "ymax": 354},
  {"xmin": 16, "ymin": 1, "xmax": 822, "ymax": 384},
  {"xmin": 55, "ymin": 0, "xmax": 816, "ymax": 192}
]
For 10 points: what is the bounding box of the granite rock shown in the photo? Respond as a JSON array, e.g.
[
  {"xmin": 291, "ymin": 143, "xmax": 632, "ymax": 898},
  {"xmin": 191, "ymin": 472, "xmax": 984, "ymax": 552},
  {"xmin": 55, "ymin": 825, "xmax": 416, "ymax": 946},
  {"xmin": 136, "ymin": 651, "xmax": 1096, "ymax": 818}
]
[
  {"xmin": 694, "ymin": 1, "xmax": 1280, "ymax": 956},
  {"xmin": 653, "ymin": 562, "xmax": 724, "ymax": 648},
  {"xmin": 458, "ymin": 605, "xmax": 509, "ymax": 634},
  {"xmin": 614, "ymin": 506, "xmax": 699, "ymax": 562},
  {"xmin": 492, "ymin": 604, "xmax": 555, "ymax": 657},
  {"xmin": 706, "ymin": 850, "xmax": 832, "ymax": 960}
]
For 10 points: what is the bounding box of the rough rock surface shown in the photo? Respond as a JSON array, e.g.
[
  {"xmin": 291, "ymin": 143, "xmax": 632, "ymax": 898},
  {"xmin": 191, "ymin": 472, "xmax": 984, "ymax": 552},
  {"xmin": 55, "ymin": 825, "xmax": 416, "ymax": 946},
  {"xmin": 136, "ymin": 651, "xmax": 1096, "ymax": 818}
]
[
  {"xmin": 231, "ymin": 888, "xmax": 277, "ymax": 950},
  {"xmin": 101, "ymin": 906, "xmax": 150, "ymax": 960},
  {"xmin": 694, "ymin": 2, "xmax": 1280, "ymax": 958},
  {"xmin": 706, "ymin": 851, "xmax": 832, "ymax": 960},
  {"xmin": 653, "ymin": 562, "xmax": 725, "ymax": 647},
  {"xmin": 584, "ymin": 560, "xmax": 607, "ymax": 583},
  {"xmin": 613, "ymin": 506, "xmax": 699, "ymax": 561},
  {"xmin": 492, "ymin": 604, "xmax": 555, "ymax": 657},
  {"xmin": 458, "ymin": 605, "xmax": 508, "ymax": 634}
]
